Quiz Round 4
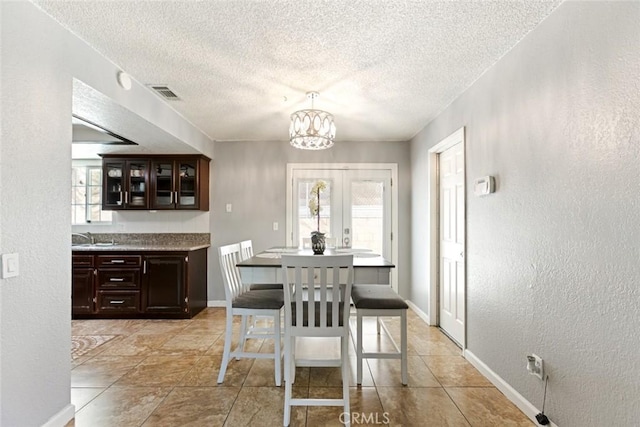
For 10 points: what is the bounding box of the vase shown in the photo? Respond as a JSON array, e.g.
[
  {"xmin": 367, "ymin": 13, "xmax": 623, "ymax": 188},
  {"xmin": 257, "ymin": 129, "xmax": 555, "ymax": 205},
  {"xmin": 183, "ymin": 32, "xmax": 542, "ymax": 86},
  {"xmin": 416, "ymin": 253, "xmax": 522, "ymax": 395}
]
[{"xmin": 310, "ymin": 231, "xmax": 326, "ymax": 255}]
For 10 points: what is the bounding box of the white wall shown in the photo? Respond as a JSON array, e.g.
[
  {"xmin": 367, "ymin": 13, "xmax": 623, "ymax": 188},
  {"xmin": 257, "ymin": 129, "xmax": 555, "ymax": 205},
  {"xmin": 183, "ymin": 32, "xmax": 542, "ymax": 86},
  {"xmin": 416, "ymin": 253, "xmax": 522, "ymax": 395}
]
[
  {"xmin": 210, "ymin": 140, "xmax": 411, "ymax": 302},
  {"xmin": 0, "ymin": 2, "xmax": 211, "ymax": 425},
  {"xmin": 411, "ymin": 2, "xmax": 640, "ymax": 425}
]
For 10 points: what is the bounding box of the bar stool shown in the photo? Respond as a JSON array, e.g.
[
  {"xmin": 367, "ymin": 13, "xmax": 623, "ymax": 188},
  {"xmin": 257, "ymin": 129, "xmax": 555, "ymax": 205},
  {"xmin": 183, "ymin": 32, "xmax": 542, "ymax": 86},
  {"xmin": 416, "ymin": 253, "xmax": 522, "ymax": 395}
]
[{"xmin": 351, "ymin": 284, "xmax": 408, "ymax": 386}]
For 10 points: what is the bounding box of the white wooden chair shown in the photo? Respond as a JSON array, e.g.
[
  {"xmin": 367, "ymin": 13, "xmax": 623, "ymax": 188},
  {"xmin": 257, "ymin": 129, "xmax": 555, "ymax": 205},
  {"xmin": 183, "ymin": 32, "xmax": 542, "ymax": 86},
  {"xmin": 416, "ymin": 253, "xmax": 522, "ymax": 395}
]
[
  {"xmin": 217, "ymin": 243, "xmax": 283, "ymax": 386},
  {"xmin": 281, "ymin": 254, "xmax": 354, "ymax": 427},
  {"xmin": 239, "ymin": 239, "xmax": 254, "ymax": 261}
]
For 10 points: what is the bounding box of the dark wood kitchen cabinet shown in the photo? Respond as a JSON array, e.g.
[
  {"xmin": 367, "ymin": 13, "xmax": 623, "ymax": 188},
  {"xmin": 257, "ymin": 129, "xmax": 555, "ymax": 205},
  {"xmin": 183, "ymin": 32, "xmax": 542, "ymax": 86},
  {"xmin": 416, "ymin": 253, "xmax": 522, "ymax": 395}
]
[
  {"xmin": 149, "ymin": 156, "xmax": 210, "ymax": 210},
  {"xmin": 102, "ymin": 158, "xmax": 150, "ymax": 210},
  {"xmin": 101, "ymin": 155, "xmax": 210, "ymax": 211},
  {"xmin": 72, "ymin": 255, "xmax": 94, "ymax": 315},
  {"xmin": 72, "ymin": 248, "xmax": 207, "ymax": 319}
]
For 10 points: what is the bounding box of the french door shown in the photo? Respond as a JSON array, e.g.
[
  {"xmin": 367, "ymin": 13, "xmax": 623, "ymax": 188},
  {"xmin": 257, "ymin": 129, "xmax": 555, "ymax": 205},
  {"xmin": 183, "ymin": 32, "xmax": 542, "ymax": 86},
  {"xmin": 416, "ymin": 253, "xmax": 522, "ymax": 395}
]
[{"xmin": 286, "ymin": 164, "xmax": 395, "ymax": 263}]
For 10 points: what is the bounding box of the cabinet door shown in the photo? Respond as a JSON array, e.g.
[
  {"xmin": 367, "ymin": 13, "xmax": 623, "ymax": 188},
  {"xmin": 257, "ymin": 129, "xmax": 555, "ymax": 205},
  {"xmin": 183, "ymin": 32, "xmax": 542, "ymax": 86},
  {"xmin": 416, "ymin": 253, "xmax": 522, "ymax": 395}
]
[
  {"xmin": 125, "ymin": 160, "xmax": 149, "ymax": 209},
  {"xmin": 142, "ymin": 255, "xmax": 187, "ymax": 313},
  {"xmin": 72, "ymin": 267, "xmax": 95, "ymax": 314},
  {"xmin": 103, "ymin": 160, "xmax": 126, "ymax": 209},
  {"xmin": 176, "ymin": 159, "xmax": 198, "ymax": 209},
  {"xmin": 150, "ymin": 160, "xmax": 176, "ymax": 209}
]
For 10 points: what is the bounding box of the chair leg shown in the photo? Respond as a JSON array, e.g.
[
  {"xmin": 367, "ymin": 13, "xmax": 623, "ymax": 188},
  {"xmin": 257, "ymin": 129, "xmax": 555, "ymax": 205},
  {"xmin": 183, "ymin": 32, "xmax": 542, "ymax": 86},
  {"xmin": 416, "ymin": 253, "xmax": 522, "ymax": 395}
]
[
  {"xmin": 401, "ymin": 309, "xmax": 408, "ymax": 385},
  {"xmin": 217, "ymin": 310, "xmax": 234, "ymax": 384},
  {"xmin": 356, "ymin": 311, "xmax": 363, "ymax": 385},
  {"xmin": 283, "ymin": 330, "xmax": 292, "ymax": 426},
  {"xmin": 274, "ymin": 312, "xmax": 282, "ymax": 387},
  {"xmin": 341, "ymin": 335, "xmax": 351, "ymax": 427},
  {"xmin": 237, "ymin": 315, "xmax": 248, "ymax": 360}
]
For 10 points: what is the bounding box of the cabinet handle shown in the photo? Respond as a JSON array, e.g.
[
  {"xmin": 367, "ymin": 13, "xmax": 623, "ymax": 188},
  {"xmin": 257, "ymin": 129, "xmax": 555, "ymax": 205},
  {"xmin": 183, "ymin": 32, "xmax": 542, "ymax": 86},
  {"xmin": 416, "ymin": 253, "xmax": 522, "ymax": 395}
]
[
  {"xmin": 124, "ymin": 191, "xmax": 129, "ymax": 204},
  {"xmin": 119, "ymin": 191, "xmax": 123, "ymax": 205},
  {"xmin": 143, "ymin": 260, "xmax": 147, "ymax": 274},
  {"xmin": 109, "ymin": 278, "xmax": 125, "ymax": 282},
  {"xmin": 174, "ymin": 191, "xmax": 178, "ymax": 205},
  {"xmin": 110, "ymin": 260, "xmax": 125, "ymax": 264},
  {"xmin": 93, "ymin": 269, "xmax": 97, "ymax": 276},
  {"xmin": 110, "ymin": 300, "xmax": 125, "ymax": 304}
]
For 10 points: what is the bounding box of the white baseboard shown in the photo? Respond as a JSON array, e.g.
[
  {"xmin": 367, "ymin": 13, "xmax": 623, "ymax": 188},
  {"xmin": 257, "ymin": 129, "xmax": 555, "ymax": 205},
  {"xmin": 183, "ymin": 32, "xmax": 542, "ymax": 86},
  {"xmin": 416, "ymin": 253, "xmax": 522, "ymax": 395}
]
[
  {"xmin": 42, "ymin": 403, "xmax": 75, "ymax": 427},
  {"xmin": 464, "ymin": 350, "xmax": 558, "ymax": 427},
  {"xmin": 207, "ymin": 300, "xmax": 225, "ymax": 307},
  {"xmin": 405, "ymin": 299, "xmax": 432, "ymax": 325}
]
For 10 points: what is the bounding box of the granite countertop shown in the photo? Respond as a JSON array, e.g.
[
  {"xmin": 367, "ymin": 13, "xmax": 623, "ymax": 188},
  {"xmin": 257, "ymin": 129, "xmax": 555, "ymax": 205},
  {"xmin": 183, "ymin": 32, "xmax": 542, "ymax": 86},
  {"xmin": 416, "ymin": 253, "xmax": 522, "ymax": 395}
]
[
  {"xmin": 71, "ymin": 233, "xmax": 210, "ymax": 252},
  {"xmin": 72, "ymin": 243, "xmax": 210, "ymax": 252}
]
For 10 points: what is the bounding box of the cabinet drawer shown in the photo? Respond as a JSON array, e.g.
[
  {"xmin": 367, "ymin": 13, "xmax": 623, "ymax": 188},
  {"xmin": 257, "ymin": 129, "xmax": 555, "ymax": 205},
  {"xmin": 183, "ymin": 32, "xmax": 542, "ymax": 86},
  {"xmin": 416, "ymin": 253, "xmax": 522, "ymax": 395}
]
[
  {"xmin": 72, "ymin": 255, "xmax": 93, "ymax": 268},
  {"xmin": 97, "ymin": 255, "xmax": 141, "ymax": 267},
  {"xmin": 97, "ymin": 269, "xmax": 140, "ymax": 289},
  {"xmin": 97, "ymin": 291, "xmax": 140, "ymax": 313}
]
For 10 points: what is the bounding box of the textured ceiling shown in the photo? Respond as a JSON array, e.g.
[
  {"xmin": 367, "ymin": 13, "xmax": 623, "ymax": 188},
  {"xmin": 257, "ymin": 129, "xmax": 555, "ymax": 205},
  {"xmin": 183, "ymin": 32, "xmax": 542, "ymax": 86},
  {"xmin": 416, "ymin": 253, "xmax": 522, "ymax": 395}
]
[{"xmin": 35, "ymin": 0, "xmax": 561, "ymax": 143}]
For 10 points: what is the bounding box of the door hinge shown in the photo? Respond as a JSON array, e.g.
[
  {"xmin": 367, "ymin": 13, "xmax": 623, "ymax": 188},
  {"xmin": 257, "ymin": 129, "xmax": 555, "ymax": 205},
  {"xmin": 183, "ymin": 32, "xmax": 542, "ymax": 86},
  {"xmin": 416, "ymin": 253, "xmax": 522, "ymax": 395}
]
[
  {"xmin": 92, "ymin": 297, "xmax": 97, "ymax": 303},
  {"xmin": 185, "ymin": 296, "xmax": 189, "ymax": 303},
  {"xmin": 185, "ymin": 256, "xmax": 189, "ymax": 263}
]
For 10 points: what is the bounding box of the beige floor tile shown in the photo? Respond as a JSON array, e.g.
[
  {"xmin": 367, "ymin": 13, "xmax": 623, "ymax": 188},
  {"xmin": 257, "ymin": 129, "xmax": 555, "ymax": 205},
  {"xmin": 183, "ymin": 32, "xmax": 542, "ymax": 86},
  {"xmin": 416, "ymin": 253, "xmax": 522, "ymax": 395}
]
[
  {"xmin": 152, "ymin": 333, "xmax": 218, "ymax": 355},
  {"xmin": 377, "ymin": 386, "xmax": 470, "ymax": 426},
  {"xmin": 306, "ymin": 387, "xmax": 386, "ymax": 427},
  {"xmin": 224, "ymin": 386, "xmax": 306, "ymax": 427},
  {"xmin": 115, "ymin": 354, "xmax": 201, "ymax": 387},
  {"xmin": 72, "ymin": 386, "xmax": 171, "ymax": 427},
  {"xmin": 244, "ymin": 357, "xmax": 282, "ymax": 387},
  {"xmin": 368, "ymin": 355, "xmax": 440, "ymax": 387},
  {"xmin": 70, "ymin": 387, "xmax": 105, "ymax": 412},
  {"xmin": 308, "ymin": 357, "xmax": 374, "ymax": 387},
  {"xmin": 446, "ymin": 387, "xmax": 535, "ymax": 426},
  {"xmin": 179, "ymin": 355, "xmax": 223, "ymax": 386},
  {"xmin": 142, "ymin": 386, "xmax": 240, "ymax": 426},
  {"xmin": 71, "ymin": 355, "xmax": 145, "ymax": 387},
  {"xmin": 99, "ymin": 333, "xmax": 171, "ymax": 356},
  {"xmin": 423, "ymin": 355, "xmax": 493, "ymax": 387},
  {"xmin": 134, "ymin": 319, "xmax": 190, "ymax": 335}
]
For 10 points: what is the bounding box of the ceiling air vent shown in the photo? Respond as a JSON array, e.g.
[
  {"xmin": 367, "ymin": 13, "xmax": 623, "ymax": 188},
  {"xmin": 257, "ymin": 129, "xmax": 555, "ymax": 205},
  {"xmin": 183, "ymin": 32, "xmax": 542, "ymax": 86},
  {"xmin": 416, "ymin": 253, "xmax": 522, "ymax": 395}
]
[{"xmin": 148, "ymin": 85, "xmax": 181, "ymax": 101}]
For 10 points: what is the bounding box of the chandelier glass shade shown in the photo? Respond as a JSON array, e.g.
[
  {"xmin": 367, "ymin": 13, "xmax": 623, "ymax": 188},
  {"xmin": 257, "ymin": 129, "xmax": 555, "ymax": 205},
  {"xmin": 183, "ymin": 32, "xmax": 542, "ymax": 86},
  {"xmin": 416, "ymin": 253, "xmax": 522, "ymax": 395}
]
[{"xmin": 289, "ymin": 92, "xmax": 336, "ymax": 150}]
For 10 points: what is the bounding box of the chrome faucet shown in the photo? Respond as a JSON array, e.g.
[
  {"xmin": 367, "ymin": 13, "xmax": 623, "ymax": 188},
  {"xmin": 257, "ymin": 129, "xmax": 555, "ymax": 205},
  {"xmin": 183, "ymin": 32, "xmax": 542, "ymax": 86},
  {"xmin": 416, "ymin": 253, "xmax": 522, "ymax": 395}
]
[{"xmin": 72, "ymin": 232, "xmax": 94, "ymax": 244}]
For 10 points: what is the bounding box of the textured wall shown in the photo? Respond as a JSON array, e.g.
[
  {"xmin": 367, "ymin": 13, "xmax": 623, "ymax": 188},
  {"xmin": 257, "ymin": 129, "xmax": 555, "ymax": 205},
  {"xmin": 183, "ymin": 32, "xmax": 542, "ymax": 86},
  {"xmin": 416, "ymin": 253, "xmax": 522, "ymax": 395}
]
[
  {"xmin": 411, "ymin": 2, "xmax": 640, "ymax": 425},
  {"xmin": 210, "ymin": 140, "xmax": 411, "ymax": 301},
  {"xmin": 0, "ymin": 2, "xmax": 212, "ymax": 425}
]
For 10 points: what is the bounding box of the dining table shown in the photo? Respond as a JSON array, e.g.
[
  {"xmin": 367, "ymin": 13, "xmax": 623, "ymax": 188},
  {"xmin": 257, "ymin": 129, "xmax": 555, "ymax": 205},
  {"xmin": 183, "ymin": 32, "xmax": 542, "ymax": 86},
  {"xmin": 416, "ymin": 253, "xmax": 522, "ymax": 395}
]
[{"xmin": 237, "ymin": 247, "xmax": 395, "ymax": 285}]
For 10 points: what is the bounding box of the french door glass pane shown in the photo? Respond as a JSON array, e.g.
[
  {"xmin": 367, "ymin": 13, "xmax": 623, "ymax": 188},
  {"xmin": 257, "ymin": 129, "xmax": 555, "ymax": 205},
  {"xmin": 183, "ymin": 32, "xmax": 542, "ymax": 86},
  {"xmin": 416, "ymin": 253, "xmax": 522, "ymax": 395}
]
[
  {"xmin": 297, "ymin": 179, "xmax": 332, "ymax": 246},
  {"xmin": 351, "ymin": 181, "xmax": 384, "ymax": 254}
]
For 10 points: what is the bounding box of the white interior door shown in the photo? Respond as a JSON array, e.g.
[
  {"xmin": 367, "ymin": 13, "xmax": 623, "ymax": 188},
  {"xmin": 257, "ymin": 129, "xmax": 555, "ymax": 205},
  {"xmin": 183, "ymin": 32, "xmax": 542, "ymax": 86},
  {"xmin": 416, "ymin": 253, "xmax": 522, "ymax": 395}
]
[
  {"xmin": 438, "ymin": 142, "xmax": 465, "ymax": 346},
  {"xmin": 289, "ymin": 168, "xmax": 391, "ymax": 260}
]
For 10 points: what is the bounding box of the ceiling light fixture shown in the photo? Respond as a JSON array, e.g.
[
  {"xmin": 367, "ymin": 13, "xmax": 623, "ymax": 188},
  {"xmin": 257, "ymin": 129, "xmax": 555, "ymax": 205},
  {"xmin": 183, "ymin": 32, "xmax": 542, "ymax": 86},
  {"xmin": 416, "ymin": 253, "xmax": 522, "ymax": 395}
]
[{"xmin": 289, "ymin": 91, "xmax": 336, "ymax": 150}]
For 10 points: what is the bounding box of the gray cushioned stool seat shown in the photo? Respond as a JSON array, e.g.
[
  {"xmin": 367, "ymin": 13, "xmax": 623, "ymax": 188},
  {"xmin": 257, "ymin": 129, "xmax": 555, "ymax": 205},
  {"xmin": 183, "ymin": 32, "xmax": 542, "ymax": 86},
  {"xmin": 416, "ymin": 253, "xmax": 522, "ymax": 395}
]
[
  {"xmin": 249, "ymin": 283, "xmax": 283, "ymax": 291},
  {"xmin": 351, "ymin": 285, "xmax": 408, "ymax": 310},
  {"xmin": 233, "ymin": 289, "xmax": 284, "ymax": 310}
]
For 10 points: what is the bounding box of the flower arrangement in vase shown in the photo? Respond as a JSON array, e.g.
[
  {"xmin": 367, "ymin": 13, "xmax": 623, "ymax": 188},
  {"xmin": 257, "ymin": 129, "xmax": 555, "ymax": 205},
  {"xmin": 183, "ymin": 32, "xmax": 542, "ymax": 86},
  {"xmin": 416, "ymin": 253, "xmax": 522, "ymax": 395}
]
[{"xmin": 308, "ymin": 180, "xmax": 327, "ymax": 254}]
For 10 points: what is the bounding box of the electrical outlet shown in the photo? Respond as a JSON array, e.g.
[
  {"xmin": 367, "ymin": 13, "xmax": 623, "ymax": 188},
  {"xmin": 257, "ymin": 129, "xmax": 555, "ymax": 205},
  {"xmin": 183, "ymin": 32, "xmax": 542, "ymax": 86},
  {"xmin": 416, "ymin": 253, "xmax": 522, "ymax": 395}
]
[{"xmin": 526, "ymin": 354, "xmax": 544, "ymax": 380}]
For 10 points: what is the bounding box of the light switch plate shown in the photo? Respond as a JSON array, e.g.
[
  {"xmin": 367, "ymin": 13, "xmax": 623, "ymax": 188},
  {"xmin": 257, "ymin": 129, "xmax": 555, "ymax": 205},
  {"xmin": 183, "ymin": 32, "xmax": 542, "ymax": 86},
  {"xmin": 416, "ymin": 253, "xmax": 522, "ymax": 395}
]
[
  {"xmin": 225, "ymin": 203, "xmax": 232, "ymax": 213},
  {"xmin": 2, "ymin": 253, "xmax": 19, "ymax": 278}
]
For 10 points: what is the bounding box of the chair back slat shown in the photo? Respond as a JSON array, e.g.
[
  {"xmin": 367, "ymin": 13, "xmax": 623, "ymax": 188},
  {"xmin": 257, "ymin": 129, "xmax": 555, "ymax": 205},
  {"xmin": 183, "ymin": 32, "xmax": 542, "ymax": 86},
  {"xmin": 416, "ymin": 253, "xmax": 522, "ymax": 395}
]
[
  {"xmin": 281, "ymin": 254, "xmax": 354, "ymax": 334},
  {"xmin": 239, "ymin": 240, "xmax": 254, "ymax": 261},
  {"xmin": 218, "ymin": 243, "xmax": 245, "ymax": 302}
]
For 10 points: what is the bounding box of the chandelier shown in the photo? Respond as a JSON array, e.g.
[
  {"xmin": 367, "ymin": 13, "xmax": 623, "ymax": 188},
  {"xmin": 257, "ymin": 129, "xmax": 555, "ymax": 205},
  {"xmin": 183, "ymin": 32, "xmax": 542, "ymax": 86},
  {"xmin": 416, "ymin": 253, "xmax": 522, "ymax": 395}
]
[{"xmin": 289, "ymin": 91, "xmax": 336, "ymax": 150}]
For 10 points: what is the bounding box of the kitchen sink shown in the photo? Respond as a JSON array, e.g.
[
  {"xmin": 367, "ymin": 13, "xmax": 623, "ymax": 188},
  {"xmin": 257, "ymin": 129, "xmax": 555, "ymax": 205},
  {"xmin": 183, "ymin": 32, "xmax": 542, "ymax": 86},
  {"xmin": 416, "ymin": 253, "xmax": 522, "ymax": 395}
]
[{"xmin": 72, "ymin": 242, "xmax": 118, "ymax": 247}]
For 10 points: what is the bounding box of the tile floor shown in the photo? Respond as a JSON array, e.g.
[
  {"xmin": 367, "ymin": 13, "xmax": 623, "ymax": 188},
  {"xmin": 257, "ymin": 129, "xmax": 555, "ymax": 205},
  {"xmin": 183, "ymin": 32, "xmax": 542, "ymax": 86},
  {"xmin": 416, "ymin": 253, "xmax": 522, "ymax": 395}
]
[{"xmin": 67, "ymin": 307, "xmax": 533, "ymax": 426}]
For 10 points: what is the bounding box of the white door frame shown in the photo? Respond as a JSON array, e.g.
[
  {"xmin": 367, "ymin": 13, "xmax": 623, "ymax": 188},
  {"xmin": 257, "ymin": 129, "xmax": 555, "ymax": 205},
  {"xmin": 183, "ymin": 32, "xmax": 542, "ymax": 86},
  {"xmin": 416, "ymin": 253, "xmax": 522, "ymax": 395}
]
[
  {"xmin": 286, "ymin": 163, "xmax": 399, "ymax": 291},
  {"xmin": 428, "ymin": 128, "xmax": 466, "ymax": 349}
]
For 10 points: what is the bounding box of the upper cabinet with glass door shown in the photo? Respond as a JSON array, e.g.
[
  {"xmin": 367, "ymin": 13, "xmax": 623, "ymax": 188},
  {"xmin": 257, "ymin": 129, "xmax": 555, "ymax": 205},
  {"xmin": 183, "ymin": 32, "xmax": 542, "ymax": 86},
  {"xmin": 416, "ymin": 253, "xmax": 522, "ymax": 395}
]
[
  {"xmin": 102, "ymin": 154, "xmax": 210, "ymax": 211},
  {"xmin": 102, "ymin": 158, "xmax": 149, "ymax": 210}
]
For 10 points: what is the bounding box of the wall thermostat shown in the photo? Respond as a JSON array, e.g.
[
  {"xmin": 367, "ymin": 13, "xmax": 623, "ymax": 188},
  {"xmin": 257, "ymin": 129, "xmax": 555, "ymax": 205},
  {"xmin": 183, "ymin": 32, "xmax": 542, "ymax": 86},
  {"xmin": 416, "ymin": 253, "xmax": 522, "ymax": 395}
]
[{"xmin": 474, "ymin": 176, "xmax": 495, "ymax": 196}]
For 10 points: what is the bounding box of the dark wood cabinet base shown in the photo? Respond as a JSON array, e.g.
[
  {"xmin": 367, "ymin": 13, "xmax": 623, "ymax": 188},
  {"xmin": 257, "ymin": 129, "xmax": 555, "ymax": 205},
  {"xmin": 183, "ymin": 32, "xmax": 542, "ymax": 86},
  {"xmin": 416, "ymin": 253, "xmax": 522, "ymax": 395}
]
[{"xmin": 72, "ymin": 248, "xmax": 208, "ymax": 319}]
